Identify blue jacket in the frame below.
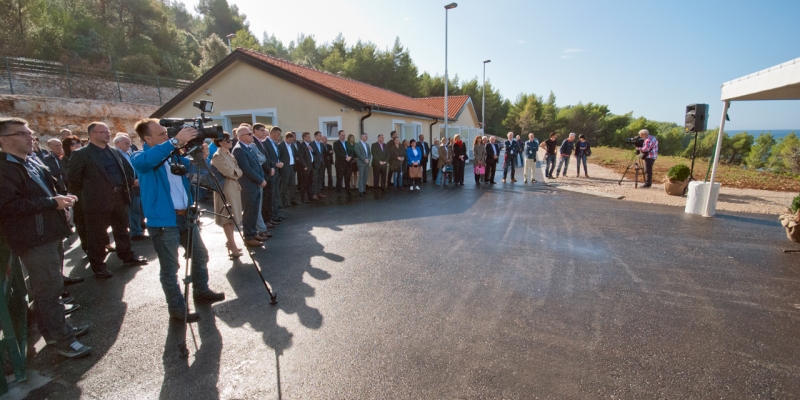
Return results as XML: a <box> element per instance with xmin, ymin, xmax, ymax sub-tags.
<box><xmin>406</xmin><ymin>147</ymin><xmax>422</xmax><ymax>165</ymax></box>
<box><xmin>525</xmin><ymin>139</ymin><xmax>539</xmax><ymax>159</ymax></box>
<box><xmin>130</xmin><ymin>141</ymin><xmax>192</xmax><ymax>228</ymax></box>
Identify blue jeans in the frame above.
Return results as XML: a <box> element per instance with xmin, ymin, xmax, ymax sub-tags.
<box><xmin>516</xmin><ymin>152</ymin><xmax>524</xmax><ymax>167</ymax></box>
<box><xmin>393</xmin><ymin>171</ymin><xmax>403</xmax><ymax>188</ymax></box>
<box><xmin>556</xmin><ymin>156</ymin><xmax>570</xmax><ymax>176</ymax></box>
<box><xmin>128</xmin><ymin>192</ymin><xmax>143</xmax><ymax>237</ymax></box>
<box><xmin>545</xmin><ymin>154</ymin><xmax>556</xmax><ymax>177</ymax></box>
<box><xmin>503</xmin><ymin>158</ymin><xmax>516</xmax><ymax>180</ymax></box>
<box><xmin>576</xmin><ymin>155</ymin><xmax>588</xmax><ymax>175</ymax></box>
<box><xmin>147</xmin><ymin>215</ymin><xmax>210</xmax><ymax>317</ymax></box>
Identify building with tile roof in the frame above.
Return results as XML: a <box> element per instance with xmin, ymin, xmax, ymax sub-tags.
<box><xmin>152</xmin><ymin>48</ymin><xmax>482</xmax><ymax>151</ymax></box>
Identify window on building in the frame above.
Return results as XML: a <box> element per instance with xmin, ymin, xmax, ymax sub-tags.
<box><xmin>319</xmin><ymin>116</ymin><xmax>342</xmax><ymax>138</ymax></box>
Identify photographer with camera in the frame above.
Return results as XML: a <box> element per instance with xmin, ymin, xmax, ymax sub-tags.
<box><xmin>131</xmin><ymin>119</ymin><xmax>225</xmax><ymax>322</ymax></box>
<box><xmin>634</xmin><ymin>129</ymin><xmax>658</xmax><ymax>188</ymax></box>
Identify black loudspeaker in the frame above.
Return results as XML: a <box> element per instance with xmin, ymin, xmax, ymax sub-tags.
<box><xmin>685</xmin><ymin>103</ymin><xmax>709</xmax><ymax>132</ymax></box>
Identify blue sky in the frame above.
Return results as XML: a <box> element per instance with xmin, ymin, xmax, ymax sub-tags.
<box><xmin>185</xmin><ymin>0</ymin><xmax>800</xmax><ymax>130</ymax></box>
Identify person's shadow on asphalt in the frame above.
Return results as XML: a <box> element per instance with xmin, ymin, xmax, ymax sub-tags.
<box><xmin>159</xmin><ymin>312</ymin><xmax>222</xmax><ymax>400</ymax></box>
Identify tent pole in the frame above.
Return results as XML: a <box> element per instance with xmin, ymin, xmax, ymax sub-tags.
<box><xmin>702</xmin><ymin>100</ymin><xmax>729</xmax><ymax>217</ymax></box>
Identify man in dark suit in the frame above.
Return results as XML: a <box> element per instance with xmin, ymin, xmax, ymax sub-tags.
<box><xmin>231</xmin><ymin>125</ymin><xmax>267</xmax><ymax>247</ymax></box>
<box><xmin>503</xmin><ymin>132</ymin><xmax>520</xmax><ymax>183</ymax></box>
<box><xmin>278</xmin><ymin>132</ymin><xmax>302</xmax><ymax>206</ymax></box>
<box><xmin>333</xmin><ymin>130</ymin><xmax>352</xmax><ymax>195</ymax></box>
<box><xmin>113</xmin><ymin>135</ymin><xmax>145</xmax><ymax>240</ymax></box>
<box><xmin>43</xmin><ymin>138</ymin><xmax>67</xmax><ymax>194</ymax></box>
<box><xmin>417</xmin><ymin>134</ymin><xmax>431</xmax><ymax>183</ymax></box>
<box><xmin>67</xmin><ymin>122</ymin><xmax>147</xmax><ymax>278</ymax></box>
<box><xmin>252</xmin><ymin>123</ymin><xmax>277</xmax><ymax>232</ymax></box>
<box><xmin>485</xmin><ymin>136</ymin><xmax>500</xmax><ymax>184</ymax></box>
<box><xmin>321</xmin><ymin>136</ymin><xmax>334</xmax><ymax>189</ymax></box>
<box><xmin>311</xmin><ymin>132</ymin><xmax>326</xmax><ymax>199</ymax></box>
<box><xmin>263</xmin><ymin>127</ymin><xmax>284</xmax><ymax>222</ymax></box>
<box><xmin>371</xmin><ymin>134</ymin><xmax>389</xmax><ymax>191</ymax></box>
<box><xmin>298</xmin><ymin>132</ymin><xmax>316</xmax><ymax>203</ymax></box>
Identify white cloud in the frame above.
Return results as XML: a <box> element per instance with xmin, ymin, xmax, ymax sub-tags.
<box><xmin>561</xmin><ymin>48</ymin><xmax>585</xmax><ymax>59</ymax></box>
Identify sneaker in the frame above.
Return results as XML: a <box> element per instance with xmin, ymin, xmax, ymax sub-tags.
<box><xmin>523</xmin><ymin>180</ymin><xmax>527</xmax><ymax>183</ymax></box>
<box><xmin>58</xmin><ymin>340</ymin><xmax>91</xmax><ymax>358</ymax></box>
<box><xmin>47</xmin><ymin>325</ymin><xmax>89</xmax><ymax>345</ymax></box>
<box><xmin>410</xmin><ymin>187</ymin><xmax>414</xmax><ymax>191</ymax></box>
<box><xmin>415</xmin><ymin>186</ymin><xmax>420</xmax><ymax>190</ymax></box>
<box><xmin>502</xmin><ymin>179</ymin><xmax>506</xmax><ymax>183</ymax></box>
<box><xmin>194</xmin><ymin>290</ymin><xmax>226</xmax><ymax>304</ymax></box>
<box><xmin>60</xmin><ymin>296</ymin><xmax>74</xmax><ymax>304</ymax></box>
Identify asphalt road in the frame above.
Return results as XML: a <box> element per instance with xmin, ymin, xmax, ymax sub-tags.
<box><xmin>14</xmin><ymin>174</ymin><xmax>800</xmax><ymax>399</ymax></box>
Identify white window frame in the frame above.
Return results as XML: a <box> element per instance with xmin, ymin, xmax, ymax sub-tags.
<box><xmin>220</xmin><ymin>108</ymin><xmax>278</xmax><ymax>132</ymax></box>
<box><xmin>319</xmin><ymin>116</ymin><xmax>343</xmax><ymax>138</ymax></box>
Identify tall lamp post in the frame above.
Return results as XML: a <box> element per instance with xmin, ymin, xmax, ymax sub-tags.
<box><xmin>482</xmin><ymin>59</ymin><xmax>491</xmax><ymax>134</ymax></box>
<box><xmin>443</xmin><ymin>3</ymin><xmax>457</xmax><ymax>139</ymax></box>
<box><xmin>226</xmin><ymin>33</ymin><xmax>236</xmax><ymax>54</ymax></box>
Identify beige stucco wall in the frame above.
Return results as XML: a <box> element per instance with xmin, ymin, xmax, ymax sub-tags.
<box><xmin>161</xmin><ymin>61</ymin><xmax>365</xmax><ymax>137</ymax></box>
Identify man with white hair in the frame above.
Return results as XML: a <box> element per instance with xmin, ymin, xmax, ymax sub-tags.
<box><xmin>555</xmin><ymin>132</ymin><xmax>576</xmax><ymax>178</ymax></box>
<box><xmin>114</xmin><ymin>134</ymin><xmax>145</xmax><ymax>240</ymax></box>
<box><xmin>635</xmin><ymin>129</ymin><xmax>659</xmax><ymax>188</ymax></box>
<box><xmin>60</xmin><ymin>129</ymin><xmax>72</xmax><ymax>141</ymax></box>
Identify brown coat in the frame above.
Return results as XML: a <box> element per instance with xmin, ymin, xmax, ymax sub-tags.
<box><xmin>210</xmin><ymin>149</ymin><xmax>243</xmax><ymax>226</ymax></box>
<box><xmin>437</xmin><ymin>144</ymin><xmax>453</xmax><ymax>169</ymax></box>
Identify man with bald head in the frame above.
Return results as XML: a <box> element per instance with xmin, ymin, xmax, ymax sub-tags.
<box><xmin>68</xmin><ymin>122</ymin><xmax>147</xmax><ymax>278</ymax></box>
<box><xmin>114</xmin><ymin>134</ymin><xmax>145</xmax><ymax>240</ymax></box>
<box><xmin>43</xmin><ymin>138</ymin><xmax>67</xmax><ymax>194</ymax></box>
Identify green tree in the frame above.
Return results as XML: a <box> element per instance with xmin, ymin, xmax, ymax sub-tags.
<box><xmin>724</xmin><ymin>131</ymin><xmax>754</xmax><ymax>164</ymax></box>
<box><xmin>768</xmin><ymin>132</ymin><xmax>800</xmax><ymax>174</ymax></box>
<box><xmin>199</xmin><ymin>33</ymin><xmax>228</xmax><ymax>73</ymax></box>
<box><xmin>196</xmin><ymin>0</ymin><xmax>247</xmax><ymax>40</ymax></box>
<box><xmin>230</xmin><ymin>28</ymin><xmax>260</xmax><ymax>51</ymax></box>
<box><xmin>745</xmin><ymin>133</ymin><xmax>776</xmax><ymax>169</ymax></box>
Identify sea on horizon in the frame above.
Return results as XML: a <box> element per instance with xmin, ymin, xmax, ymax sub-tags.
<box><xmin>726</xmin><ymin>129</ymin><xmax>797</xmax><ymax>140</ymax></box>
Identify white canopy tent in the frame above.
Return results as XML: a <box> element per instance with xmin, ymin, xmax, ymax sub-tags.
<box><xmin>703</xmin><ymin>57</ymin><xmax>800</xmax><ymax>216</ymax></box>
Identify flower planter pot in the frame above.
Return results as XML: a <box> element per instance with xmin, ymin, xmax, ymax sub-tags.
<box><xmin>664</xmin><ymin>179</ymin><xmax>688</xmax><ymax>196</ymax></box>
<box><xmin>779</xmin><ymin>210</ymin><xmax>800</xmax><ymax>243</ymax></box>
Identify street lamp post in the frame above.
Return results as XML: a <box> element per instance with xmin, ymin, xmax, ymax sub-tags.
<box><xmin>226</xmin><ymin>33</ymin><xmax>236</xmax><ymax>54</ymax></box>
<box><xmin>444</xmin><ymin>3</ymin><xmax>457</xmax><ymax>140</ymax></box>
<box><xmin>482</xmin><ymin>59</ymin><xmax>491</xmax><ymax>134</ymax></box>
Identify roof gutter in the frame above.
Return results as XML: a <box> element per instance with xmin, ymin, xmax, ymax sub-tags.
<box><xmin>360</xmin><ymin>106</ymin><xmax>373</xmax><ymax>136</ymax></box>
<box><xmin>429</xmin><ymin>118</ymin><xmax>438</xmax><ymax>144</ymax></box>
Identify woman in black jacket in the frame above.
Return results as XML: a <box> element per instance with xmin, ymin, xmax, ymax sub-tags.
<box><xmin>451</xmin><ymin>134</ymin><xmax>468</xmax><ymax>185</ymax></box>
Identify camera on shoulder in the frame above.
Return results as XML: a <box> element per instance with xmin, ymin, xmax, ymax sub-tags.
<box><xmin>159</xmin><ymin>100</ymin><xmax>223</xmax><ymax>149</ymax></box>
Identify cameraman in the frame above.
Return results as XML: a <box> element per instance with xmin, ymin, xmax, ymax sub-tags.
<box><xmin>131</xmin><ymin>119</ymin><xmax>225</xmax><ymax>322</ymax></box>
<box><xmin>635</xmin><ymin>129</ymin><xmax>659</xmax><ymax>188</ymax></box>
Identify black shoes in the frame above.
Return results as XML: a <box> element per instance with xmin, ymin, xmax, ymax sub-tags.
<box><xmin>122</xmin><ymin>256</ymin><xmax>148</xmax><ymax>267</ymax></box>
<box><xmin>95</xmin><ymin>270</ymin><xmax>113</xmax><ymax>279</ymax></box>
<box><xmin>170</xmin><ymin>312</ymin><xmax>200</xmax><ymax>323</ymax></box>
<box><xmin>63</xmin><ymin>275</ymin><xmax>84</xmax><ymax>284</ymax></box>
<box><xmin>194</xmin><ymin>290</ymin><xmax>225</xmax><ymax>304</ymax></box>
<box><xmin>130</xmin><ymin>235</ymin><xmax>148</xmax><ymax>241</ymax></box>
<box><xmin>58</xmin><ymin>340</ymin><xmax>91</xmax><ymax>358</ymax></box>
<box><xmin>641</xmin><ymin>183</ymin><xmax>652</xmax><ymax>188</ymax></box>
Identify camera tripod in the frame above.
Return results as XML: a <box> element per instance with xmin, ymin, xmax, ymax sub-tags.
<box><xmin>617</xmin><ymin>150</ymin><xmax>645</xmax><ymax>188</ymax></box>
<box><xmin>168</xmin><ymin>145</ymin><xmax>277</xmax><ymax>357</ymax></box>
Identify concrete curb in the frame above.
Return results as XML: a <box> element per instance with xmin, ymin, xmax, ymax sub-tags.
<box><xmin>546</xmin><ymin>183</ymin><xmax>625</xmax><ymax>200</ymax></box>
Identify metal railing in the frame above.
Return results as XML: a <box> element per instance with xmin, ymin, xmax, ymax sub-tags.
<box><xmin>1</xmin><ymin>56</ymin><xmax>192</xmax><ymax>105</ymax></box>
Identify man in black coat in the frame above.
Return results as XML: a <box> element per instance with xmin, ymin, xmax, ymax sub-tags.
<box><xmin>417</xmin><ymin>134</ymin><xmax>431</xmax><ymax>183</ymax></box>
<box><xmin>278</xmin><ymin>132</ymin><xmax>303</xmax><ymax>206</ymax></box>
<box><xmin>311</xmin><ymin>131</ymin><xmax>326</xmax><ymax>199</ymax></box>
<box><xmin>263</xmin><ymin>127</ymin><xmax>284</xmax><ymax>222</ymax></box>
<box><xmin>333</xmin><ymin>130</ymin><xmax>352</xmax><ymax>195</ymax></box>
<box><xmin>67</xmin><ymin>122</ymin><xmax>147</xmax><ymax>278</ymax></box>
<box><xmin>252</xmin><ymin>123</ymin><xmax>277</xmax><ymax>231</ymax></box>
<box><xmin>43</xmin><ymin>138</ymin><xmax>68</xmax><ymax>194</ymax></box>
<box><xmin>0</xmin><ymin>118</ymin><xmax>91</xmax><ymax>358</ymax></box>
<box><xmin>503</xmin><ymin>132</ymin><xmax>520</xmax><ymax>183</ymax></box>
<box><xmin>484</xmin><ymin>136</ymin><xmax>500</xmax><ymax>184</ymax></box>
<box><xmin>321</xmin><ymin>136</ymin><xmax>334</xmax><ymax>189</ymax></box>
<box><xmin>298</xmin><ymin>132</ymin><xmax>318</xmax><ymax>202</ymax></box>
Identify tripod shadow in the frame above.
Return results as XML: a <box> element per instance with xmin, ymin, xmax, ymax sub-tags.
<box><xmin>159</xmin><ymin>311</ymin><xmax>222</xmax><ymax>400</ymax></box>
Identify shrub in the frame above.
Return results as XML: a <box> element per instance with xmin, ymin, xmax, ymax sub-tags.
<box><xmin>666</xmin><ymin>164</ymin><xmax>691</xmax><ymax>182</ymax></box>
<box><xmin>792</xmin><ymin>194</ymin><xmax>800</xmax><ymax>214</ymax></box>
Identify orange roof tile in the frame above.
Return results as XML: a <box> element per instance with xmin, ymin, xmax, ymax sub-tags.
<box><xmin>239</xmin><ymin>48</ymin><xmax>446</xmax><ymax>119</ymax></box>
<box><xmin>414</xmin><ymin>95</ymin><xmax>471</xmax><ymax>120</ymax></box>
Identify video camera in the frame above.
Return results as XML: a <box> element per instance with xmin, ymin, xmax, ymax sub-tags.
<box><xmin>625</xmin><ymin>136</ymin><xmax>644</xmax><ymax>147</ymax></box>
<box><xmin>159</xmin><ymin>100</ymin><xmax>223</xmax><ymax>149</ymax></box>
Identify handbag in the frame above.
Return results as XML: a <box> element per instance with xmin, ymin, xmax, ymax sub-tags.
<box><xmin>409</xmin><ymin>165</ymin><xmax>422</xmax><ymax>178</ymax></box>
<box><xmin>443</xmin><ymin>165</ymin><xmax>453</xmax><ymax>173</ymax></box>
<box><xmin>474</xmin><ymin>165</ymin><xmax>485</xmax><ymax>175</ymax></box>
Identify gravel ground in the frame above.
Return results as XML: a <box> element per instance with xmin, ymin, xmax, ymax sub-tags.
<box><xmin>535</xmin><ymin>151</ymin><xmax>796</xmax><ymax>215</ymax></box>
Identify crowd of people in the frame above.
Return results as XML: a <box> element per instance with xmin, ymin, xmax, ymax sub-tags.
<box><xmin>0</xmin><ymin>114</ymin><xmax>660</xmax><ymax>360</ymax></box>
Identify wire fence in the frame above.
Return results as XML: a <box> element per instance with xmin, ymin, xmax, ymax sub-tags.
<box><xmin>0</xmin><ymin>56</ymin><xmax>192</xmax><ymax>106</ymax></box>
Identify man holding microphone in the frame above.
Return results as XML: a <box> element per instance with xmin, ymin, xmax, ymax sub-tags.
<box><xmin>131</xmin><ymin>119</ymin><xmax>225</xmax><ymax>322</ymax></box>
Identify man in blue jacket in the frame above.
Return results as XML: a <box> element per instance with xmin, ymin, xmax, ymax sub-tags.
<box><xmin>131</xmin><ymin>119</ymin><xmax>225</xmax><ymax>322</ymax></box>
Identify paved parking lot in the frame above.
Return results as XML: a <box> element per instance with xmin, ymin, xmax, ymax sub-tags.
<box><xmin>14</xmin><ymin>177</ymin><xmax>800</xmax><ymax>399</ymax></box>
